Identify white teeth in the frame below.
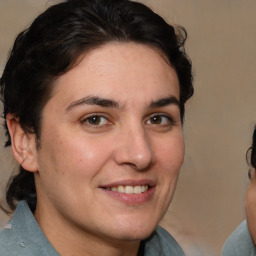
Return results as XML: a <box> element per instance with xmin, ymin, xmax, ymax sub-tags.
<box><xmin>141</xmin><ymin>185</ymin><xmax>148</xmax><ymax>193</ymax></box>
<box><xmin>125</xmin><ymin>186</ymin><xmax>133</xmax><ymax>194</ymax></box>
<box><xmin>108</xmin><ymin>185</ymin><xmax>149</xmax><ymax>194</ymax></box>
<box><xmin>117</xmin><ymin>185</ymin><xmax>125</xmax><ymax>193</ymax></box>
<box><xmin>134</xmin><ymin>186</ymin><xmax>142</xmax><ymax>194</ymax></box>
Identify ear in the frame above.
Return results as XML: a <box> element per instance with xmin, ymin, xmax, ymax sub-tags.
<box><xmin>6</xmin><ymin>114</ymin><xmax>38</xmax><ymax>172</ymax></box>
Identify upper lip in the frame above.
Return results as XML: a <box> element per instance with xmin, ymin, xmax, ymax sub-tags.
<box><xmin>100</xmin><ymin>179</ymin><xmax>156</xmax><ymax>188</ymax></box>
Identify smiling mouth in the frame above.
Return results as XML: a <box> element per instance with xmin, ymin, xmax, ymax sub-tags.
<box><xmin>103</xmin><ymin>185</ymin><xmax>149</xmax><ymax>194</ymax></box>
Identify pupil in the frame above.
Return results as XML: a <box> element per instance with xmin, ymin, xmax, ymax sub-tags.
<box><xmin>90</xmin><ymin>116</ymin><xmax>100</xmax><ymax>125</ymax></box>
<box><xmin>151</xmin><ymin>116</ymin><xmax>161</xmax><ymax>124</ymax></box>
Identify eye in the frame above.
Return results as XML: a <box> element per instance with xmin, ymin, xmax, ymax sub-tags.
<box><xmin>81</xmin><ymin>115</ymin><xmax>109</xmax><ymax>126</ymax></box>
<box><xmin>146</xmin><ymin>114</ymin><xmax>174</xmax><ymax>126</ymax></box>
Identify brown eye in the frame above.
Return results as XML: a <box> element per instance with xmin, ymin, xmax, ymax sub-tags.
<box><xmin>146</xmin><ymin>114</ymin><xmax>172</xmax><ymax>125</ymax></box>
<box><xmin>82</xmin><ymin>115</ymin><xmax>109</xmax><ymax>126</ymax></box>
<box><xmin>88</xmin><ymin>116</ymin><xmax>101</xmax><ymax>125</ymax></box>
<box><xmin>150</xmin><ymin>116</ymin><xmax>162</xmax><ymax>124</ymax></box>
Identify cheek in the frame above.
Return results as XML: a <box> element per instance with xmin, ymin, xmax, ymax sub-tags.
<box><xmin>36</xmin><ymin>134</ymin><xmax>112</xmax><ymax>206</ymax></box>
<box><xmin>156</xmin><ymin>134</ymin><xmax>185</xmax><ymax>174</ymax></box>
<box><xmin>39</xmin><ymin>130</ymin><xmax>112</xmax><ymax>180</ymax></box>
<box><xmin>68</xmin><ymin>136</ymin><xmax>114</xmax><ymax>170</ymax></box>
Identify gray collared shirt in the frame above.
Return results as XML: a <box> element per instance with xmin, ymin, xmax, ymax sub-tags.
<box><xmin>0</xmin><ymin>201</ymin><xmax>184</xmax><ymax>256</ymax></box>
<box><xmin>222</xmin><ymin>220</ymin><xmax>256</xmax><ymax>256</ymax></box>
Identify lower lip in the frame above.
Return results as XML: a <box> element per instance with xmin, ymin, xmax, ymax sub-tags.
<box><xmin>101</xmin><ymin>187</ymin><xmax>155</xmax><ymax>205</ymax></box>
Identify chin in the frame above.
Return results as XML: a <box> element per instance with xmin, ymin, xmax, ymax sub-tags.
<box><xmin>110</xmin><ymin>221</ymin><xmax>157</xmax><ymax>241</ymax></box>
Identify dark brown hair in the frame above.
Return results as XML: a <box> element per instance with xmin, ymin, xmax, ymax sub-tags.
<box><xmin>247</xmin><ymin>127</ymin><xmax>256</xmax><ymax>175</ymax></box>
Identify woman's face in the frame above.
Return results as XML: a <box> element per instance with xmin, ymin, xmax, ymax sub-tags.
<box><xmin>33</xmin><ymin>42</ymin><xmax>184</xmax><ymax>243</ymax></box>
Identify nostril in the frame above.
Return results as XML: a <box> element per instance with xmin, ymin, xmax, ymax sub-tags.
<box><xmin>123</xmin><ymin>162</ymin><xmax>138</xmax><ymax>169</ymax></box>
<box><xmin>123</xmin><ymin>161</ymin><xmax>154</xmax><ymax>172</ymax></box>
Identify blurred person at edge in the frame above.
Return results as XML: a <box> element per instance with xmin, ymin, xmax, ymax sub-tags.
<box><xmin>0</xmin><ymin>0</ymin><xmax>194</xmax><ymax>255</ymax></box>
<box><xmin>223</xmin><ymin>127</ymin><xmax>256</xmax><ymax>255</ymax></box>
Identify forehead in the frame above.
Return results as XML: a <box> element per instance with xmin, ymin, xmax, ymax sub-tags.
<box><xmin>49</xmin><ymin>42</ymin><xmax>180</xmax><ymax>108</ymax></box>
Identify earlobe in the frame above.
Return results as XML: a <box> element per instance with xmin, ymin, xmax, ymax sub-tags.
<box><xmin>6</xmin><ymin>114</ymin><xmax>38</xmax><ymax>172</ymax></box>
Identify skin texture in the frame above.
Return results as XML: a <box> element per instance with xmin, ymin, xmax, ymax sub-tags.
<box><xmin>245</xmin><ymin>169</ymin><xmax>256</xmax><ymax>244</ymax></box>
<box><xmin>7</xmin><ymin>42</ymin><xmax>184</xmax><ymax>256</ymax></box>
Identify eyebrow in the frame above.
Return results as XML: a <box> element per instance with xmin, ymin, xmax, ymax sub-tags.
<box><xmin>65</xmin><ymin>95</ymin><xmax>180</xmax><ymax>112</ymax></box>
<box><xmin>149</xmin><ymin>96</ymin><xmax>180</xmax><ymax>108</ymax></box>
<box><xmin>66</xmin><ymin>96</ymin><xmax>120</xmax><ymax>112</ymax></box>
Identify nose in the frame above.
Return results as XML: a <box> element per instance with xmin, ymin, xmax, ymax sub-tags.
<box><xmin>113</xmin><ymin>124</ymin><xmax>155</xmax><ymax>170</ymax></box>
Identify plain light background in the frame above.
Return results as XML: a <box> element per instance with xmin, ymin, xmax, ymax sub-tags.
<box><xmin>0</xmin><ymin>1</ymin><xmax>256</xmax><ymax>255</ymax></box>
